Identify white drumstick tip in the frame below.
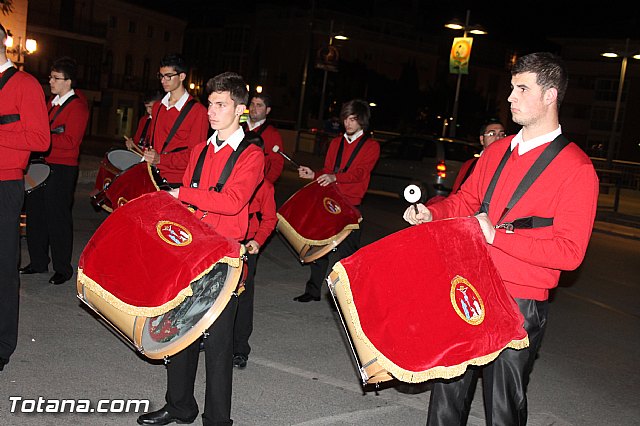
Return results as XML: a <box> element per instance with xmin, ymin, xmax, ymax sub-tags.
<box><xmin>272</xmin><ymin>145</ymin><xmax>280</xmax><ymax>153</ymax></box>
<box><xmin>404</xmin><ymin>185</ymin><xmax>422</xmax><ymax>203</ymax></box>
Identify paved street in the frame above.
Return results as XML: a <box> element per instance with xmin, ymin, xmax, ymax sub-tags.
<box><xmin>1</xmin><ymin>149</ymin><xmax>639</xmax><ymax>425</ymax></box>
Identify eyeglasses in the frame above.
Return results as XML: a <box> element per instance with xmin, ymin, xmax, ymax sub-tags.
<box><xmin>48</xmin><ymin>75</ymin><xmax>68</xmax><ymax>81</ymax></box>
<box><xmin>483</xmin><ymin>130</ymin><xmax>507</xmax><ymax>138</ymax></box>
<box><xmin>157</xmin><ymin>72</ymin><xmax>180</xmax><ymax>81</ymax></box>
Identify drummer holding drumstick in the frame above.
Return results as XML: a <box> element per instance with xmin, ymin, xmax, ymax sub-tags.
<box><xmin>295</xmin><ymin>99</ymin><xmax>380</xmax><ymax>303</ymax></box>
<box><xmin>138</xmin><ymin>72</ymin><xmax>264</xmax><ymax>426</ymax></box>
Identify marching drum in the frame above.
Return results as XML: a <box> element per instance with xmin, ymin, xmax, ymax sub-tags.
<box><xmin>77</xmin><ymin>191</ymin><xmax>244</xmax><ymax>360</ymax></box>
<box><xmin>94</xmin><ymin>148</ymin><xmax>141</xmax><ymax>193</ymax></box>
<box><xmin>91</xmin><ymin>162</ymin><xmax>170</xmax><ymax>212</ymax></box>
<box><xmin>24</xmin><ymin>160</ymin><xmax>51</xmax><ymax>193</ymax></box>
<box><xmin>328</xmin><ymin>217</ymin><xmax>529</xmax><ymax>386</ymax></box>
<box><xmin>276</xmin><ymin>181</ymin><xmax>361</xmax><ymax>263</ymax></box>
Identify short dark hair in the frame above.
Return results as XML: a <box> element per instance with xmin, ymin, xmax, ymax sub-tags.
<box><xmin>143</xmin><ymin>90</ymin><xmax>163</xmax><ymax>104</ymax></box>
<box><xmin>511</xmin><ymin>52</ymin><xmax>568</xmax><ymax>108</ymax></box>
<box><xmin>51</xmin><ymin>56</ymin><xmax>78</xmax><ymax>85</ymax></box>
<box><xmin>0</xmin><ymin>23</ymin><xmax>6</xmax><ymax>40</ymax></box>
<box><xmin>160</xmin><ymin>53</ymin><xmax>188</xmax><ymax>75</ymax></box>
<box><xmin>251</xmin><ymin>93</ymin><xmax>272</xmax><ymax>108</ymax></box>
<box><xmin>479</xmin><ymin>118</ymin><xmax>504</xmax><ymax>135</ymax></box>
<box><xmin>206</xmin><ymin>72</ymin><xmax>249</xmax><ymax>106</ymax></box>
<box><xmin>340</xmin><ymin>99</ymin><xmax>371</xmax><ymax>130</ymax></box>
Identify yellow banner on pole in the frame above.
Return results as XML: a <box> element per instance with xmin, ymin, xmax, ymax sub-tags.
<box><xmin>449</xmin><ymin>37</ymin><xmax>473</xmax><ymax>75</ymax></box>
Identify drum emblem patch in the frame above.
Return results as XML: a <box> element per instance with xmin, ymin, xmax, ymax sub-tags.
<box><xmin>450</xmin><ymin>275</ymin><xmax>485</xmax><ymax>325</ymax></box>
<box><xmin>156</xmin><ymin>220</ymin><xmax>193</xmax><ymax>247</ymax></box>
<box><xmin>323</xmin><ymin>197</ymin><xmax>342</xmax><ymax>215</ymax></box>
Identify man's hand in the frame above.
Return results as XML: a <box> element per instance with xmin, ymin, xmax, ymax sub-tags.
<box><xmin>168</xmin><ymin>188</ymin><xmax>179</xmax><ymax>199</ymax></box>
<box><xmin>298</xmin><ymin>165</ymin><xmax>314</xmax><ymax>180</ymax></box>
<box><xmin>143</xmin><ymin>148</ymin><xmax>160</xmax><ymax>165</ymax></box>
<box><xmin>475</xmin><ymin>212</ymin><xmax>496</xmax><ymax>244</ymax></box>
<box><xmin>316</xmin><ymin>173</ymin><xmax>336</xmax><ymax>187</ymax></box>
<box><xmin>402</xmin><ymin>203</ymin><xmax>432</xmax><ymax>225</ymax></box>
<box><xmin>246</xmin><ymin>240</ymin><xmax>260</xmax><ymax>255</ymax></box>
<box><xmin>124</xmin><ymin>135</ymin><xmax>135</xmax><ymax>150</ymax></box>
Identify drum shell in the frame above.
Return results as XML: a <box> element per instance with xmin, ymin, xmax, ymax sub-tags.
<box><xmin>328</xmin><ymin>270</ymin><xmax>395</xmax><ymax>386</ymax></box>
<box><xmin>24</xmin><ymin>160</ymin><xmax>51</xmax><ymax>193</ymax></box>
<box><xmin>77</xmin><ymin>262</ymin><xmax>242</xmax><ymax>360</ymax></box>
<box><xmin>276</xmin><ymin>219</ymin><xmax>352</xmax><ymax>263</ymax></box>
<box><xmin>94</xmin><ymin>149</ymin><xmax>140</xmax><ymax>193</ymax></box>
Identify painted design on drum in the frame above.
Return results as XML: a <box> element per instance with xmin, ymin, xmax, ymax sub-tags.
<box><xmin>156</xmin><ymin>220</ymin><xmax>193</xmax><ymax>247</ymax></box>
<box><xmin>323</xmin><ymin>197</ymin><xmax>342</xmax><ymax>215</ymax></box>
<box><xmin>117</xmin><ymin>197</ymin><xmax>128</xmax><ymax>208</ymax></box>
<box><xmin>450</xmin><ymin>275</ymin><xmax>485</xmax><ymax>325</ymax></box>
<box><xmin>146</xmin><ymin>265</ymin><xmax>226</xmax><ymax>343</ymax></box>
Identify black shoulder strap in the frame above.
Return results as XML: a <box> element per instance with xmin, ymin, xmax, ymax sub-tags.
<box><xmin>189</xmin><ymin>144</ymin><xmax>209</xmax><ymax>188</ymax></box>
<box><xmin>161</xmin><ymin>98</ymin><xmax>197</xmax><ymax>153</ymax></box>
<box><xmin>48</xmin><ymin>94</ymin><xmax>79</xmax><ymax>125</ymax></box>
<box><xmin>458</xmin><ymin>157</ymin><xmax>479</xmax><ymax>189</ymax></box>
<box><xmin>214</xmin><ymin>136</ymin><xmax>255</xmax><ymax>192</ymax></box>
<box><xmin>0</xmin><ymin>66</ymin><xmax>18</xmax><ymax>90</ymax></box>
<box><xmin>139</xmin><ymin>116</ymin><xmax>152</xmax><ymax>146</ymax></box>
<box><xmin>479</xmin><ymin>134</ymin><xmax>571</xmax><ymax>224</ymax></box>
<box><xmin>255</xmin><ymin>121</ymin><xmax>271</xmax><ymax>136</ymax></box>
<box><xmin>333</xmin><ymin>133</ymin><xmax>369</xmax><ymax>173</ymax></box>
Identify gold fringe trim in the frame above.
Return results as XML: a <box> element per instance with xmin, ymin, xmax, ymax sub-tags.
<box><xmin>276</xmin><ymin>213</ymin><xmax>361</xmax><ymax>246</ymax></box>
<box><xmin>333</xmin><ymin>262</ymin><xmax>530</xmax><ymax>384</ymax></box>
<box><xmin>146</xmin><ymin>163</ymin><xmax>161</xmax><ymax>191</ymax></box>
<box><xmin>77</xmin><ymin>254</ymin><xmax>241</xmax><ymax>317</ymax></box>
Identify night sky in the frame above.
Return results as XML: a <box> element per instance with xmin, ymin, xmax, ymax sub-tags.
<box><xmin>127</xmin><ymin>0</ymin><xmax>640</xmax><ymax>51</ymax></box>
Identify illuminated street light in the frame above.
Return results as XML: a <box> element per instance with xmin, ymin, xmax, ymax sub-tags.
<box><xmin>445</xmin><ymin>10</ymin><xmax>486</xmax><ymax>137</ymax></box>
<box><xmin>4</xmin><ymin>30</ymin><xmax>37</xmax><ymax>69</ymax></box>
<box><xmin>318</xmin><ymin>19</ymin><xmax>347</xmax><ymax>124</ymax></box>
<box><xmin>601</xmin><ymin>38</ymin><xmax>640</xmax><ymax>167</ymax></box>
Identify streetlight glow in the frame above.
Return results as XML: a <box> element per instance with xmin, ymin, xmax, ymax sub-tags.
<box><xmin>25</xmin><ymin>39</ymin><xmax>37</xmax><ymax>54</ymax></box>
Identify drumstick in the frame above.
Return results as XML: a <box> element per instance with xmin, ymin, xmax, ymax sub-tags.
<box><xmin>272</xmin><ymin>145</ymin><xmax>301</xmax><ymax>169</ymax></box>
<box><xmin>127</xmin><ymin>143</ymin><xmax>144</xmax><ymax>157</ymax></box>
<box><xmin>403</xmin><ymin>185</ymin><xmax>422</xmax><ymax>215</ymax></box>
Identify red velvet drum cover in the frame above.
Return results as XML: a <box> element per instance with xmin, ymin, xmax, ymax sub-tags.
<box><xmin>101</xmin><ymin>162</ymin><xmax>164</xmax><ymax>212</ymax></box>
<box><xmin>332</xmin><ymin>217</ymin><xmax>529</xmax><ymax>383</ymax></box>
<box><xmin>276</xmin><ymin>181</ymin><xmax>362</xmax><ymax>245</ymax></box>
<box><xmin>77</xmin><ymin>191</ymin><xmax>242</xmax><ymax>317</ymax></box>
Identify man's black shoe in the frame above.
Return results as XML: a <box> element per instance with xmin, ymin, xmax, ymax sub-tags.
<box><xmin>293</xmin><ymin>292</ymin><xmax>320</xmax><ymax>302</ymax></box>
<box><xmin>233</xmin><ymin>354</ymin><xmax>248</xmax><ymax>369</ymax></box>
<box><xmin>19</xmin><ymin>265</ymin><xmax>47</xmax><ymax>274</ymax></box>
<box><xmin>0</xmin><ymin>357</ymin><xmax>7</xmax><ymax>371</ymax></box>
<box><xmin>49</xmin><ymin>273</ymin><xmax>71</xmax><ymax>285</ymax></box>
<box><xmin>137</xmin><ymin>408</ymin><xmax>197</xmax><ymax>425</ymax></box>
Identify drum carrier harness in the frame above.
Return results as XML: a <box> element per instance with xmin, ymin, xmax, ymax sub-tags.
<box><xmin>478</xmin><ymin>134</ymin><xmax>570</xmax><ymax>233</ymax></box>
<box><xmin>188</xmin><ymin>131</ymin><xmax>260</xmax><ymax>217</ymax></box>
<box><xmin>333</xmin><ymin>133</ymin><xmax>370</xmax><ymax>174</ymax></box>
<box><xmin>48</xmin><ymin>92</ymin><xmax>79</xmax><ymax>135</ymax></box>
<box><xmin>0</xmin><ymin>67</ymin><xmax>20</xmax><ymax>125</ymax></box>
<box><xmin>150</xmin><ymin>98</ymin><xmax>198</xmax><ymax>154</ymax></box>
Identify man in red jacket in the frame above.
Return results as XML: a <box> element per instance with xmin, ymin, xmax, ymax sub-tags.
<box><xmin>21</xmin><ymin>56</ymin><xmax>89</xmax><ymax>285</ymax></box>
<box><xmin>138</xmin><ymin>72</ymin><xmax>263</xmax><ymax>426</ymax></box>
<box><xmin>404</xmin><ymin>52</ymin><xmax>599</xmax><ymax>425</ymax></box>
<box><xmin>142</xmin><ymin>53</ymin><xmax>208</xmax><ymax>187</ymax></box>
<box><xmin>125</xmin><ymin>90</ymin><xmax>163</xmax><ymax>150</ymax></box>
<box><xmin>243</xmin><ymin>93</ymin><xmax>285</xmax><ymax>183</ymax></box>
<box><xmin>0</xmin><ymin>23</ymin><xmax>49</xmax><ymax>372</ymax></box>
<box><xmin>295</xmin><ymin>99</ymin><xmax>380</xmax><ymax>302</ymax></box>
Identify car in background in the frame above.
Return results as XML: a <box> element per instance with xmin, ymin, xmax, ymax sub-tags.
<box><xmin>368</xmin><ymin>135</ymin><xmax>482</xmax><ymax>202</ymax></box>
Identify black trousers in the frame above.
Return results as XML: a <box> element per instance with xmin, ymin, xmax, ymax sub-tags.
<box><xmin>164</xmin><ymin>295</ymin><xmax>237</xmax><ymax>426</ymax></box>
<box><xmin>305</xmin><ymin>228</ymin><xmax>361</xmax><ymax>298</ymax></box>
<box><xmin>24</xmin><ymin>164</ymin><xmax>78</xmax><ymax>278</ymax></box>
<box><xmin>233</xmin><ymin>252</ymin><xmax>257</xmax><ymax>357</ymax></box>
<box><xmin>0</xmin><ymin>180</ymin><xmax>24</xmax><ymax>362</ymax></box>
<box><xmin>426</xmin><ymin>298</ymin><xmax>548</xmax><ymax>426</ymax></box>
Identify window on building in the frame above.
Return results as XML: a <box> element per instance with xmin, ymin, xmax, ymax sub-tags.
<box><xmin>143</xmin><ymin>57</ymin><xmax>151</xmax><ymax>89</ymax></box>
<box><xmin>164</xmin><ymin>31</ymin><xmax>170</xmax><ymax>42</ymax></box>
<box><xmin>109</xmin><ymin>16</ymin><xmax>117</xmax><ymax>29</ymax></box>
<box><xmin>125</xmin><ymin>54</ymin><xmax>133</xmax><ymax>76</ymax></box>
<box><xmin>129</xmin><ymin>21</ymin><xmax>137</xmax><ymax>34</ymax></box>
<box><xmin>147</xmin><ymin>26</ymin><xmax>154</xmax><ymax>38</ymax></box>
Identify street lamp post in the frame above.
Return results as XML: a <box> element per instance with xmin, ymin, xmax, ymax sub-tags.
<box><xmin>601</xmin><ymin>38</ymin><xmax>640</xmax><ymax>167</ymax></box>
<box><xmin>445</xmin><ymin>10</ymin><xmax>486</xmax><ymax>138</ymax></box>
<box><xmin>4</xmin><ymin>31</ymin><xmax>37</xmax><ymax>70</ymax></box>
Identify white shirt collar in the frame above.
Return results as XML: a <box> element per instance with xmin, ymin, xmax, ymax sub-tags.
<box><xmin>161</xmin><ymin>91</ymin><xmax>189</xmax><ymax>111</ymax></box>
<box><xmin>511</xmin><ymin>125</ymin><xmax>562</xmax><ymax>155</ymax></box>
<box><xmin>247</xmin><ymin>118</ymin><xmax>265</xmax><ymax>131</ymax></box>
<box><xmin>51</xmin><ymin>89</ymin><xmax>76</xmax><ymax>106</ymax></box>
<box><xmin>344</xmin><ymin>129</ymin><xmax>364</xmax><ymax>143</ymax></box>
<box><xmin>207</xmin><ymin>127</ymin><xmax>245</xmax><ymax>153</ymax></box>
<box><xmin>0</xmin><ymin>59</ymin><xmax>15</xmax><ymax>73</ymax></box>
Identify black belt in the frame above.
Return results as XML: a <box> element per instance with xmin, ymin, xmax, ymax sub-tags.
<box><xmin>495</xmin><ymin>216</ymin><xmax>553</xmax><ymax>233</ymax></box>
<box><xmin>0</xmin><ymin>114</ymin><xmax>20</xmax><ymax>125</ymax></box>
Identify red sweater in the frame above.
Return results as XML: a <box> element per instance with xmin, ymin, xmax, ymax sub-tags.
<box><xmin>149</xmin><ymin>96</ymin><xmax>208</xmax><ymax>184</ymax></box>
<box><xmin>46</xmin><ymin>89</ymin><xmax>89</xmax><ymax>166</ymax></box>
<box><xmin>252</xmin><ymin>122</ymin><xmax>285</xmax><ymax>184</ymax></box>
<box><xmin>133</xmin><ymin>114</ymin><xmax>152</xmax><ymax>147</ymax></box>
<box><xmin>428</xmin><ymin>136</ymin><xmax>599</xmax><ymax>301</ymax></box>
<box><xmin>450</xmin><ymin>157</ymin><xmax>478</xmax><ymax>194</ymax></box>
<box><xmin>179</xmin><ymin>141</ymin><xmax>264</xmax><ymax>242</ymax></box>
<box><xmin>245</xmin><ymin>180</ymin><xmax>277</xmax><ymax>246</ymax></box>
<box><xmin>0</xmin><ymin>67</ymin><xmax>50</xmax><ymax>180</ymax></box>
<box><xmin>319</xmin><ymin>134</ymin><xmax>380</xmax><ymax>206</ymax></box>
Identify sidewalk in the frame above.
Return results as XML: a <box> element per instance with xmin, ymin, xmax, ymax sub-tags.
<box><xmin>77</xmin><ymin>146</ymin><xmax>640</xmax><ymax>240</ymax></box>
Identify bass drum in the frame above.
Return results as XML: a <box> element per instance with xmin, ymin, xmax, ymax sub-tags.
<box><xmin>24</xmin><ymin>160</ymin><xmax>51</xmax><ymax>193</ymax></box>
